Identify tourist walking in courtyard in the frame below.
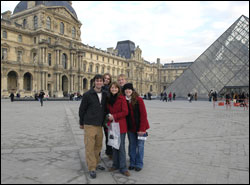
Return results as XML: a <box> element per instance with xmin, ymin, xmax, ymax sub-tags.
<box><xmin>39</xmin><ymin>90</ymin><xmax>45</xmax><ymax>106</ymax></box>
<box><xmin>225</xmin><ymin>93</ymin><xmax>231</xmax><ymax>110</ymax></box>
<box><xmin>107</xmin><ymin>82</ymin><xmax>130</xmax><ymax>177</ymax></box>
<box><xmin>168</xmin><ymin>92</ymin><xmax>172</xmax><ymax>102</ymax></box>
<box><xmin>9</xmin><ymin>92</ymin><xmax>14</xmax><ymax>102</ymax></box>
<box><xmin>123</xmin><ymin>83</ymin><xmax>150</xmax><ymax>172</ymax></box>
<box><xmin>173</xmin><ymin>92</ymin><xmax>176</xmax><ymax>100</ymax></box>
<box><xmin>212</xmin><ymin>91</ymin><xmax>217</xmax><ymax>108</ymax></box>
<box><xmin>79</xmin><ymin>74</ymin><xmax>107</xmax><ymax>179</ymax></box>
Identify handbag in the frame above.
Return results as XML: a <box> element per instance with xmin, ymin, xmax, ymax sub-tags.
<box><xmin>107</xmin><ymin>120</ymin><xmax>121</xmax><ymax>150</ymax></box>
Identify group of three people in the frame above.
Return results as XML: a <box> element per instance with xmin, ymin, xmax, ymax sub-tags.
<box><xmin>79</xmin><ymin>73</ymin><xmax>150</xmax><ymax>179</ymax></box>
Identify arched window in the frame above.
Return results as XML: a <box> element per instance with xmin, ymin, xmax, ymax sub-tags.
<box><xmin>60</xmin><ymin>22</ymin><xmax>64</xmax><ymax>34</ymax></box>
<box><xmin>62</xmin><ymin>53</ymin><xmax>67</xmax><ymax>69</ymax></box>
<box><xmin>18</xmin><ymin>35</ymin><xmax>22</xmax><ymax>42</ymax></box>
<box><xmin>23</xmin><ymin>19</ymin><xmax>27</xmax><ymax>28</ymax></box>
<box><xmin>34</xmin><ymin>16</ymin><xmax>38</xmax><ymax>29</ymax></box>
<box><xmin>24</xmin><ymin>72</ymin><xmax>32</xmax><ymax>91</ymax></box>
<box><xmin>72</xmin><ymin>27</ymin><xmax>76</xmax><ymax>38</ymax></box>
<box><xmin>46</xmin><ymin>17</ymin><xmax>51</xmax><ymax>30</ymax></box>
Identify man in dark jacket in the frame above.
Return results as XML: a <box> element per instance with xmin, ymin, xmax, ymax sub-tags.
<box><xmin>79</xmin><ymin>74</ymin><xmax>107</xmax><ymax>179</ymax></box>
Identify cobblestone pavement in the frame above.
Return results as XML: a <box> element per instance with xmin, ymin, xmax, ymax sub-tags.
<box><xmin>1</xmin><ymin>99</ymin><xmax>249</xmax><ymax>184</ymax></box>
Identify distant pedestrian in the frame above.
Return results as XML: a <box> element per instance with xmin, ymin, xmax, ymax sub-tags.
<box><xmin>9</xmin><ymin>92</ymin><xmax>14</xmax><ymax>102</ymax></box>
<box><xmin>173</xmin><ymin>92</ymin><xmax>176</xmax><ymax>100</ymax></box>
<box><xmin>168</xmin><ymin>92</ymin><xmax>172</xmax><ymax>102</ymax></box>
<box><xmin>124</xmin><ymin>83</ymin><xmax>150</xmax><ymax>172</ymax></box>
<box><xmin>194</xmin><ymin>92</ymin><xmax>198</xmax><ymax>101</ymax></box>
<box><xmin>148</xmin><ymin>92</ymin><xmax>152</xmax><ymax>100</ymax></box>
<box><xmin>225</xmin><ymin>93</ymin><xmax>231</xmax><ymax>110</ymax></box>
<box><xmin>160</xmin><ymin>92</ymin><xmax>163</xmax><ymax>101</ymax></box>
<box><xmin>39</xmin><ymin>90</ymin><xmax>45</xmax><ymax>106</ymax></box>
<box><xmin>212</xmin><ymin>91</ymin><xmax>217</xmax><ymax>108</ymax></box>
<box><xmin>163</xmin><ymin>92</ymin><xmax>167</xmax><ymax>102</ymax></box>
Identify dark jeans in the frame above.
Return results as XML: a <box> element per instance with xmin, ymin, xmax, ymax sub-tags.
<box><xmin>127</xmin><ymin>132</ymin><xmax>145</xmax><ymax>169</ymax></box>
<box><xmin>112</xmin><ymin>133</ymin><xmax>127</xmax><ymax>173</ymax></box>
<box><xmin>40</xmin><ymin>98</ymin><xmax>43</xmax><ymax>106</ymax></box>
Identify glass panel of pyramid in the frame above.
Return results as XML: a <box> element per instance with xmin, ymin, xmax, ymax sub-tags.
<box><xmin>166</xmin><ymin>15</ymin><xmax>249</xmax><ymax>99</ymax></box>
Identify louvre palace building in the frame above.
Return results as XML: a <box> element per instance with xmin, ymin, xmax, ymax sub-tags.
<box><xmin>1</xmin><ymin>1</ymin><xmax>248</xmax><ymax>99</ymax></box>
<box><xmin>1</xmin><ymin>1</ymin><xmax>192</xmax><ymax>98</ymax></box>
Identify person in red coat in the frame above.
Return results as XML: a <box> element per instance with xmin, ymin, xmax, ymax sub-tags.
<box><xmin>123</xmin><ymin>83</ymin><xmax>150</xmax><ymax>172</ymax></box>
<box><xmin>107</xmin><ymin>82</ymin><xmax>130</xmax><ymax>177</ymax></box>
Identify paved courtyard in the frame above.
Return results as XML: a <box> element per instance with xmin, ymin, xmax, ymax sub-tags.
<box><xmin>1</xmin><ymin>99</ymin><xmax>249</xmax><ymax>184</ymax></box>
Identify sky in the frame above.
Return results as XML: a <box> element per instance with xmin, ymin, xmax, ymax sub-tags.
<box><xmin>1</xmin><ymin>1</ymin><xmax>249</xmax><ymax>64</ymax></box>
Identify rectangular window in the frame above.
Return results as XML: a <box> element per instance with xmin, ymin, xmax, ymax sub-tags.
<box><xmin>17</xmin><ymin>51</ymin><xmax>22</xmax><ymax>62</ymax></box>
<box><xmin>2</xmin><ymin>48</ymin><xmax>7</xmax><ymax>60</ymax></box>
<box><xmin>48</xmin><ymin>53</ymin><xmax>52</xmax><ymax>66</ymax></box>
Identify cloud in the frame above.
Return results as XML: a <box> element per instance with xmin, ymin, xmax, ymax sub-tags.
<box><xmin>1</xmin><ymin>1</ymin><xmax>249</xmax><ymax>63</ymax></box>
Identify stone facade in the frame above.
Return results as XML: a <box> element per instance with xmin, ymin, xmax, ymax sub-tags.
<box><xmin>1</xmin><ymin>1</ymin><xmax>190</xmax><ymax>98</ymax></box>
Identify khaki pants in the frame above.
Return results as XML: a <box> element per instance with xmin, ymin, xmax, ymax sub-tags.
<box><xmin>84</xmin><ymin>125</ymin><xmax>103</xmax><ymax>171</ymax></box>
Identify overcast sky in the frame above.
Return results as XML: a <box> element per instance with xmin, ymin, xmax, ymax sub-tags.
<box><xmin>1</xmin><ymin>1</ymin><xmax>249</xmax><ymax>64</ymax></box>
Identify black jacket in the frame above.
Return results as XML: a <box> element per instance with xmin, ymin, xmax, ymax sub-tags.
<box><xmin>79</xmin><ymin>88</ymin><xmax>107</xmax><ymax>126</ymax></box>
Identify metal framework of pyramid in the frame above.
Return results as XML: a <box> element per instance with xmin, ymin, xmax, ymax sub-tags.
<box><xmin>166</xmin><ymin>15</ymin><xmax>249</xmax><ymax>98</ymax></box>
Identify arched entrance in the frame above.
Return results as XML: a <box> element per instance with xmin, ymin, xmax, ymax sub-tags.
<box><xmin>90</xmin><ymin>78</ymin><xmax>94</xmax><ymax>89</ymax></box>
<box><xmin>62</xmin><ymin>75</ymin><xmax>68</xmax><ymax>97</ymax></box>
<box><xmin>83</xmin><ymin>78</ymin><xmax>87</xmax><ymax>89</ymax></box>
<box><xmin>23</xmin><ymin>72</ymin><xmax>32</xmax><ymax>91</ymax></box>
<box><xmin>7</xmin><ymin>71</ymin><xmax>18</xmax><ymax>92</ymax></box>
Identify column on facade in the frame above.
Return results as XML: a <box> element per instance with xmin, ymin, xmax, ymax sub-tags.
<box><xmin>45</xmin><ymin>72</ymin><xmax>47</xmax><ymax>91</ymax></box>
<box><xmin>44</xmin><ymin>48</ymin><xmax>47</xmax><ymax>64</ymax></box>
<box><xmin>42</xmin><ymin>48</ymin><xmax>45</xmax><ymax>63</ymax></box>
<box><xmin>70</xmin><ymin>74</ymin><xmax>73</xmax><ymax>92</ymax></box>
<box><xmin>78</xmin><ymin>75</ymin><xmax>81</xmax><ymax>92</ymax></box>
<box><xmin>18</xmin><ymin>73</ymin><xmax>24</xmax><ymax>92</ymax></box>
<box><xmin>70</xmin><ymin>53</ymin><xmax>73</xmax><ymax>69</ymax></box>
<box><xmin>40</xmin><ymin>72</ymin><xmax>43</xmax><ymax>90</ymax></box>
<box><xmin>59</xmin><ymin>73</ymin><xmax>62</xmax><ymax>91</ymax></box>
<box><xmin>2</xmin><ymin>74</ymin><xmax>7</xmax><ymax>92</ymax></box>
<box><xmin>58</xmin><ymin>50</ymin><xmax>61</xmax><ymax>65</ymax></box>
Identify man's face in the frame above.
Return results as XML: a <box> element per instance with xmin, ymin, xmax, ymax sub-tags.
<box><xmin>104</xmin><ymin>75</ymin><xmax>111</xmax><ymax>85</ymax></box>
<box><xmin>118</xmin><ymin>77</ymin><xmax>126</xmax><ymax>87</ymax></box>
<box><xmin>95</xmin><ymin>78</ymin><xmax>104</xmax><ymax>89</ymax></box>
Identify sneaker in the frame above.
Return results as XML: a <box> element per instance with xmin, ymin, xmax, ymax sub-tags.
<box><xmin>96</xmin><ymin>165</ymin><xmax>105</xmax><ymax>171</ymax></box>
<box><xmin>108</xmin><ymin>167</ymin><xmax>118</xmax><ymax>172</ymax></box>
<box><xmin>135</xmin><ymin>167</ymin><xmax>142</xmax><ymax>172</ymax></box>
<box><xmin>122</xmin><ymin>171</ymin><xmax>130</xmax><ymax>176</ymax></box>
<box><xmin>89</xmin><ymin>171</ymin><xmax>96</xmax><ymax>179</ymax></box>
<box><xmin>128</xmin><ymin>166</ymin><xmax>135</xmax><ymax>170</ymax></box>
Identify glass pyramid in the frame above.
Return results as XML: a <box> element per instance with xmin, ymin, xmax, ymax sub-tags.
<box><xmin>166</xmin><ymin>15</ymin><xmax>249</xmax><ymax>99</ymax></box>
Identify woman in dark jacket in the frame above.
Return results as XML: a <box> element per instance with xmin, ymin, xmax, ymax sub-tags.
<box><xmin>102</xmin><ymin>73</ymin><xmax>113</xmax><ymax>159</ymax></box>
<box><xmin>123</xmin><ymin>83</ymin><xmax>150</xmax><ymax>172</ymax></box>
<box><xmin>107</xmin><ymin>82</ymin><xmax>130</xmax><ymax>177</ymax></box>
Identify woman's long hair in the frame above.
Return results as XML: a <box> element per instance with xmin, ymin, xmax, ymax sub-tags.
<box><xmin>107</xmin><ymin>82</ymin><xmax>122</xmax><ymax>105</ymax></box>
<box><xmin>130</xmin><ymin>90</ymin><xmax>140</xmax><ymax>107</ymax></box>
<box><xmin>103</xmin><ymin>73</ymin><xmax>112</xmax><ymax>85</ymax></box>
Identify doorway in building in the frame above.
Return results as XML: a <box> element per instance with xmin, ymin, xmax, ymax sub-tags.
<box><xmin>7</xmin><ymin>71</ymin><xmax>18</xmax><ymax>92</ymax></box>
<box><xmin>62</xmin><ymin>75</ymin><xmax>68</xmax><ymax>97</ymax></box>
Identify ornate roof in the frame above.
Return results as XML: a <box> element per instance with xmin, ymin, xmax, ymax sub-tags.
<box><xmin>13</xmin><ymin>1</ymin><xmax>78</xmax><ymax>18</ymax></box>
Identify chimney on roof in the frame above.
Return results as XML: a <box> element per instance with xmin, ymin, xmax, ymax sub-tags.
<box><xmin>1</xmin><ymin>11</ymin><xmax>12</xmax><ymax>20</ymax></box>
